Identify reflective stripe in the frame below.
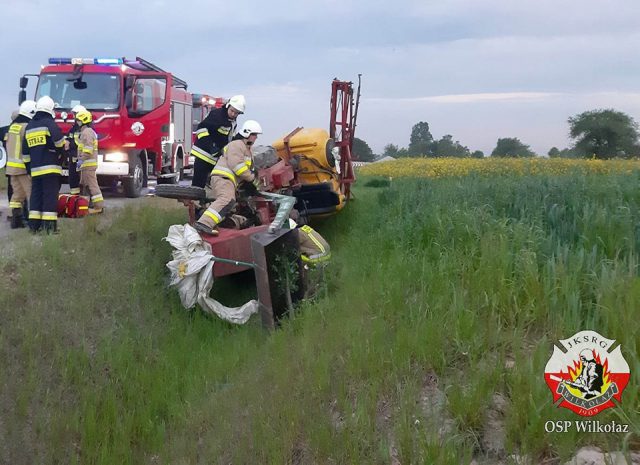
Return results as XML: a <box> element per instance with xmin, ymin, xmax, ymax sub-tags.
<box><xmin>233</xmin><ymin>161</ymin><xmax>250</xmax><ymax>176</ymax></box>
<box><xmin>91</xmin><ymin>194</ymin><xmax>103</xmax><ymax>202</ymax></box>
<box><xmin>204</xmin><ymin>209</ymin><xmax>222</xmax><ymax>224</ymax></box>
<box><xmin>9</xmin><ymin>124</ymin><xmax>22</xmax><ymax>134</ymax></box>
<box><xmin>9</xmin><ymin>201</ymin><xmax>22</xmax><ymax>208</ymax></box>
<box><xmin>217</xmin><ymin>127</ymin><xmax>230</xmax><ymax>135</ymax></box>
<box><xmin>54</xmin><ymin>137</ymin><xmax>65</xmax><ymax>148</ymax></box>
<box><xmin>70</xmin><ymin>188</ymin><xmax>81</xmax><ymax>194</ymax></box>
<box><xmin>29</xmin><ymin>211</ymin><xmax>42</xmax><ymax>220</ymax></box>
<box><xmin>7</xmin><ymin>160</ymin><xmax>27</xmax><ymax>169</ymax></box>
<box><xmin>79</xmin><ymin>206</ymin><xmax>89</xmax><ymax>210</ymax></box>
<box><xmin>23</xmin><ymin>155</ymin><xmax>31</xmax><ymax>162</ymax></box>
<box><xmin>26</xmin><ymin>127</ymin><xmax>51</xmax><ymax>136</ymax></box>
<box><xmin>25</xmin><ymin>128</ymin><xmax>49</xmax><ymax>148</ymax></box>
<box><xmin>196</xmin><ymin>128</ymin><xmax>210</xmax><ymax>139</ymax></box>
<box><xmin>211</xmin><ymin>166</ymin><xmax>237</xmax><ymax>185</ymax></box>
<box><xmin>82</xmin><ymin>161</ymin><xmax>98</xmax><ymax>167</ymax></box>
<box><xmin>41</xmin><ymin>212</ymin><xmax>58</xmax><ymax>220</ymax></box>
<box><xmin>31</xmin><ymin>165</ymin><xmax>62</xmax><ymax>176</ymax></box>
<box><xmin>302</xmin><ymin>252</ymin><xmax>332</xmax><ymax>264</ymax></box>
<box><xmin>190</xmin><ymin>146</ymin><xmax>216</xmax><ymax>163</ymax></box>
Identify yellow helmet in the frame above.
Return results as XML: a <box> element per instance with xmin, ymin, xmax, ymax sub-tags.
<box><xmin>76</xmin><ymin>110</ymin><xmax>93</xmax><ymax>125</ymax></box>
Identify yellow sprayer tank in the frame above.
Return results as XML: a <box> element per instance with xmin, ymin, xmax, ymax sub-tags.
<box><xmin>272</xmin><ymin>127</ymin><xmax>346</xmax><ymax>215</ymax></box>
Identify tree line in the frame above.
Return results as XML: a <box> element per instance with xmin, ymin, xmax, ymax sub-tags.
<box><xmin>351</xmin><ymin>108</ymin><xmax>640</xmax><ymax>161</ymax></box>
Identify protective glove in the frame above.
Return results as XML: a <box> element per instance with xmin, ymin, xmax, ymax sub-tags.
<box><xmin>76</xmin><ymin>159</ymin><xmax>83</xmax><ymax>170</ymax></box>
<box><xmin>243</xmin><ymin>180</ymin><xmax>259</xmax><ymax>196</ymax></box>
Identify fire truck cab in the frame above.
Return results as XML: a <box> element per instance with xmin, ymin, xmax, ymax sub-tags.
<box><xmin>19</xmin><ymin>57</ymin><xmax>218</xmax><ymax>197</ymax></box>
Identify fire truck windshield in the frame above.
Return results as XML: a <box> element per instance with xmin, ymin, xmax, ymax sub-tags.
<box><xmin>36</xmin><ymin>73</ymin><xmax>121</xmax><ymax>111</ymax></box>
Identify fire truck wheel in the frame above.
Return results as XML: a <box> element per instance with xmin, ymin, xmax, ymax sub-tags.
<box><xmin>154</xmin><ymin>185</ymin><xmax>208</xmax><ymax>201</ymax></box>
<box><xmin>123</xmin><ymin>156</ymin><xmax>144</xmax><ymax>198</ymax></box>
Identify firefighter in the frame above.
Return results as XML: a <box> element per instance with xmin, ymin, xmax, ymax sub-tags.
<box><xmin>190</xmin><ymin>95</ymin><xmax>246</xmax><ymax>188</ymax></box>
<box><xmin>1</xmin><ymin>110</ymin><xmax>20</xmax><ymax>209</ymax></box>
<box><xmin>193</xmin><ymin>119</ymin><xmax>262</xmax><ymax>236</ymax></box>
<box><xmin>24</xmin><ymin>96</ymin><xmax>66</xmax><ymax>233</ymax></box>
<box><xmin>4</xmin><ymin>100</ymin><xmax>36</xmax><ymax>228</ymax></box>
<box><xmin>289</xmin><ymin>219</ymin><xmax>331</xmax><ymax>265</ymax></box>
<box><xmin>64</xmin><ymin>104</ymin><xmax>86</xmax><ymax>195</ymax></box>
<box><xmin>75</xmin><ymin>110</ymin><xmax>104</xmax><ymax>214</ymax></box>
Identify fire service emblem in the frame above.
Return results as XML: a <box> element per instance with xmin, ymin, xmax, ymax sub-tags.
<box><xmin>544</xmin><ymin>330</ymin><xmax>630</xmax><ymax>416</ymax></box>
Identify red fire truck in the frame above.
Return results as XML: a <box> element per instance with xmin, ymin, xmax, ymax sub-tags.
<box><xmin>18</xmin><ymin>57</ymin><xmax>221</xmax><ymax>197</ymax></box>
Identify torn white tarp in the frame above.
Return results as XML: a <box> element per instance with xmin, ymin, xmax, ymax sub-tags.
<box><xmin>164</xmin><ymin>224</ymin><xmax>259</xmax><ymax>324</ymax></box>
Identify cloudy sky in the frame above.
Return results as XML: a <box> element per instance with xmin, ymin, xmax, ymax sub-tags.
<box><xmin>1</xmin><ymin>0</ymin><xmax>639</xmax><ymax>156</ymax></box>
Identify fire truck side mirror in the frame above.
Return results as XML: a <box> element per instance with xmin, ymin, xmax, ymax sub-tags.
<box><xmin>125</xmin><ymin>75</ymin><xmax>136</xmax><ymax>89</ymax></box>
<box><xmin>19</xmin><ymin>76</ymin><xmax>28</xmax><ymax>89</ymax></box>
<box><xmin>18</xmin><ymin>90</ymin><xmax>27</xmax><ymax>105</ymax></box>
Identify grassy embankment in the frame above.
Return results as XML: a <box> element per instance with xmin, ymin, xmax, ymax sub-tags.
<box><xmin>0</xmin><ymin>171</ymin><xmax>639</xmax><ymax>464</ymax></box>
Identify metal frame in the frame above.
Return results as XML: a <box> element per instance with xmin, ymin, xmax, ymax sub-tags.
<box><xmin>329</xmin><ymin>75</ymin><xmax>361</xmax><ymax>200</ymax></box>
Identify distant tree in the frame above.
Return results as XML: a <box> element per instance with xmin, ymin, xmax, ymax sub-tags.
<box><xmin>548</xmin><ymin>147</ymin><xmax>560</xmax><ymax>158</ymax></box>
<box><xmin>431</xmin><ymin>134</ymin><xmax>470</xmax><ymax>157</ymax></box>
<box><xmin>352</xmin><ymin>137</ymin><xmax>375</xmax><ymax>162</ymax></box>
<box><xmin>471</xmin><ymin>150</ymin><xmax>485</xmax><ymax>158</ymax></box>
<box><xmin>382</xmin><ymin>143</ymin><xmax>399</xmax><ymax>158</ymax></box>
<box><xmin>395</xmin><ymin>147</ymin><xmax>409</xmax><ymax>158</ymax></box>
<box><xmin>491</xmin><ymin>138</ymin><xmax>536</xmax><ymax>157</ymax></box>
<box><xmin>408</xmin><ymin>121</ymin><xmax>434</xmax><ymax>156</ymax></box>
<box><xmin>568</xmin><ymin>109</ymin><xmax>640</xmax><ymax>159</ymax></box>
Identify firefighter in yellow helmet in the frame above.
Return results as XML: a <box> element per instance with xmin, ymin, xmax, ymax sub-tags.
<box><xmin>193</xmin><ymin>119</ymin><xmax>261</xmax><ymax>236</ymax></box>
<box><xmin>75</xmin><ymin>110</ymin><xmax>104</xmax><ymax>214</ymax></box>
<box><xmin>4</xmin><ymin>101</ymin><xmax>36</xmax><ymax>228</ymax></box>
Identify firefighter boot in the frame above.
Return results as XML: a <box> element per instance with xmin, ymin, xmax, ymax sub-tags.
<box><xmin>10</xmin><ymin>208</ymin><xmax>25</xmax><ymax>229</ymax></box>
<box><xmin>42</xmin><ymin>220</ymin><xmax>59</xmax><ymax>235</ymax></box>
<box><xmin>88</xmin><ymin>206</ymin><xmax>104</xmax><ymax>215</ymax></box>
<box><xmin>193</xmin><ymin>221</ymin><xmax>219</xmax><ymax>236</ymax></box>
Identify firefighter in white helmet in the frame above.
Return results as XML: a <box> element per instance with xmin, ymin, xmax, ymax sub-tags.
<box><xmin>24</xmin><ymin>96</ymin><xmax>66</xmax><ymax>233</ymax></box>
<box><xmin>190</xmin><ymin>94</ymin><xmax>246</xmax><ymax>188</ymax></box>
<box><xmin>75</xmin><ymin>110</ymin><xmax>104</xmax><ymax>214</ymax></box>
<box><xmin>64</xmin><ymin>104</ymin><xmax>87</xmax><ymax>195</ymax></box>
<box><xmin>194</xmin><ymin>119</ymin><xmax>261</xmax><ymax>236</ymax></box>
<box><xmin>4</xmin><ymin>100</ymin><xmax>36</xmax><ymax>228</ymax></box>
<box><xmin>288</xmin><ymin>218</ymin><xmax>331</xmax><ymax>265</ymax></box>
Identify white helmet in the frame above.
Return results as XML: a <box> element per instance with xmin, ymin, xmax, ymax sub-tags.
<box><xmin>239</xmin><ymin>120</ymin><xmax>262</xmax><ymax>138</ymax></box>
<box><xmin>19</xmin><ymin>100</ymin><xmax>37</xmax><ymax>119</ymax></box>
<box><xmin>36</xmin><ymin>96</ymin><xmax>56</xmax><ymax>117</ymax></box>
<box><xmin>71</xmin><ymin>104</ymin><xmax>86</xmax><ymax>114</ymax></box>
<box><xmin>227</xmin><ymin>95</ymin><xmax>246</xmax><ymax>113</ymax></box>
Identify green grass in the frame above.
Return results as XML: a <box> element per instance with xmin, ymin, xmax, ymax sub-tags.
<box><xmin>0</xmin><ymin>174</ymin><xmax>639</xmax><ymax>464</ymax></box>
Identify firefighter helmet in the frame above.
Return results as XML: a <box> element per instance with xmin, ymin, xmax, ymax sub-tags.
<box><xmin>75</xmin><ymin>110</ymin><xmax>93</xmax><ymax>126</ymax></box>
<box><xmin>227</xmin><ymin>95</ymin><xmax>246</xmax><ymax>114</ymax></box>
<box><xmin>238</xmin><ymin>120</ymin><xmax>262</xmax><ymax>138</ymax></box>
<box><xmin>36</xmin><ymin>96</ymin><xmax>56</xmax><ymax>117</ymax></box>
<box><xmin>19</xmin><ymin>100</ymin><xmax>37</xmax><ymax>119</ymax></box>
<box><xmin>72</xmin><ymin>104</ymin><xmax>87</xmax><ymax>114</ymax></box>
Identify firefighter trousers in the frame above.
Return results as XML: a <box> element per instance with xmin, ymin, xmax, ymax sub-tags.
<box><xmin>29</xmin><ymin>174</ymin><xmax>60</xmax><ymax>231</ymax></box>
<box><xmin>192</xmin><ymin>157</ymin><xmax>215</xmax><ymax>189</ymax></box>
<box><xmin>80</xmin><ymin>168</ymin><xmax>104</xmax><ymax>207</ymax></box>
<box><xmin>9</xmin><ymin>174</ymin><xmax>32</xmax><ymax>209</ymax></box>
<box><xmin>197</xmin><ymin>176</ymin><xmax>236</xmax><ymax>228</ymax></box>
<box><xmin>68</xmin><ymin>153</ymin><xmax>80</xmax><ymax>194</ymax></box>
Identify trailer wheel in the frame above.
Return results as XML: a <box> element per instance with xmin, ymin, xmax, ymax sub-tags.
<box><xmin>123</xmin><ymin>156</ymin><xmax>144</xmax><ymax>198</ymax></box>
<box><xmin>154</xmin><ymin>185</ymin><xmax>209</xmax><ymax>201</ymax></box>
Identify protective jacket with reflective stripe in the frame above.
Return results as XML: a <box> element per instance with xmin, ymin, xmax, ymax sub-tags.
<box><xmin>298</xmin><ymin>225</ymin><xmax>331</xmax><ymax>264</ymax></box>
<box><xmin>23</xmin><ymin>112</ymin><xmax>65</xmax><ymax>177</ymax></box>
<box><xmin>4</xmin><ymin>115</ymin><xmax>30</xmax><ymax>175</ymax></box>
<box><xmin>77</xmin><ymin>125</ymin><xmax>98</xmax><ymax>169</ymax></box>
<box><xmin>210</xmin><ymin>140</ymin><xmax>255</xmax><ymax>186</ymax></box>
<box><xmin>190</xmin><ymin>105</ymin><xmax>234</xmax><ymax>164</ymax></box>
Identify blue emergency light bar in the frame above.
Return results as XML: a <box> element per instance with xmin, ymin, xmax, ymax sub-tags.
<box><xmin>47</xmin><ymin>57</ymin><xmax>123</xmax><ymax>66</ymax></box>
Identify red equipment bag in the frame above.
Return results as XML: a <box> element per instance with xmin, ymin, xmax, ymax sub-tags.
<box><xmin>57</xmin><ymin>194</ymin><xmax>90</xmax><ymax>218</ymax></box>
